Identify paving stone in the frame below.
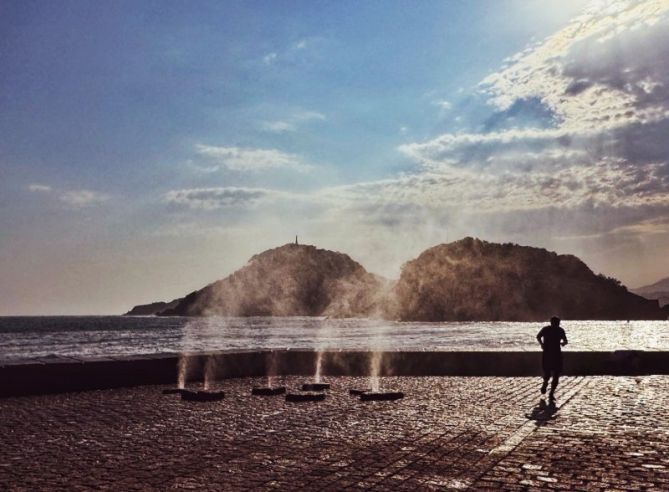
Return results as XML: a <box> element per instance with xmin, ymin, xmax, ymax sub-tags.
<box><xmin>0</xmin><ymin>376</ymin><xmax>668</xmax><ymax>490</ymax></box>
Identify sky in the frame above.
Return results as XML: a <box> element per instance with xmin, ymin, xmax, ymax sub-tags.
<box><xmin>2</xmin><ymin>0</ymin><xmax>669</xmax><ymax>314</ymax></box>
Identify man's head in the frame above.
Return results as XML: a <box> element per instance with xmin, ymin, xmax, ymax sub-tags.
<box><xmin>550</xmin><ymin>316</ymin><xmax>560</xmax><ymax>328</ymax></box>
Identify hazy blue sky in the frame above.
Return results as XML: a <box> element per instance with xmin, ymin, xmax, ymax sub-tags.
<box><xmin>2</xmin><ymin>0</ymin><xmax>669</xmax><ymax>314</ymax></box>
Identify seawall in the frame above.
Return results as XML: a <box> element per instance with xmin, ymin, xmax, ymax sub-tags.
<box><xmin>2</xmin><ymin>350</ymin><xmax>668</xmax><ymax>397</ymax></box>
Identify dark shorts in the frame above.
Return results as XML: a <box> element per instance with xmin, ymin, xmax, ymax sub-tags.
<box><xmin>542</xmin><ymin>352</ymin><xmax>563</xmax><ymax>373</ymax></box>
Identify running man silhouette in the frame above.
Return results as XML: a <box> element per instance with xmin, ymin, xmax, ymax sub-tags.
<box><xmin>536</xmin><ymin>316</ymin><xmax>568</xmax><ymax>400</ymax></box>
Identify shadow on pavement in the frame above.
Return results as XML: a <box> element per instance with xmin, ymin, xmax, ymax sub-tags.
<box><xmin>525</xmin><ymin>398</ymin><xmax>558</xmax><ymax>425</ymax></box>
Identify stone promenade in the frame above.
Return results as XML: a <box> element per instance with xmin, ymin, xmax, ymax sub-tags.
<box><xmin>1</xmin><ymin>376</ymin><xmax>668</xmax><ymax>490</ymax></box>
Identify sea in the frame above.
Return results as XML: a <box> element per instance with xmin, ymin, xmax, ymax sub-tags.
<box><xmin>1</xmin><ymin>316</ymin><xmax>668</xmax><ymax>363</ymax></box>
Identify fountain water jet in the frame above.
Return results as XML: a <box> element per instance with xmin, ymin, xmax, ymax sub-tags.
<box><xmin>369</xmin><ymin>351</ymin><xmax>382</xmax><ymax>392</ymax></box>
<box><xmin>300</xmin><ymin>318</ymin><xmax>332</xmax><ymax>392</ymax></box>
<box><xmin>298</xmin><ymin>350</ymin><xmax>329</xmax><ymax>391</ymax></box>
<box><xmin>203</xmin><ymin>355</ymin><xmax>216</xmax><ymax>391</ymax></box>
<box><xmin>266</xmin><ymin>350</ymin><xmax>278</xmax><ymax>388</ymax></box>
<box><xmin>252</xmin><ymin>351</ymin><xmax>286</xmax><ymax>396</ymax></box>
<box><xmin>354</xmin><ymin>332</ymin><xmax>404</xmax><ymax>401</ymax></box>
<box><xmin>300</xmin><ymin>351</ymin><xmax>330</xmax><ymax>391</ymax></box>
<box><xmin>177</xmin><ymin>355</ymin><xmax>187</xmax><ymax>389</ymax></box>
<box><xmin>350</xmin><ymin>351</ymin><xmax>404</xmax><ymax>400</ymax></box>
<box><xmin>175</xmin><ymin>319</ymin><xmax>227</xmax><ymax>401</ymax></box>
<box><xmin>314</xmin><ymin>351</ymin><xmax>323</xmax><ymax>383</ymax></box>
<box><xmin>162</xmin><ymin>354</ymin><xmax>190</xmax><ymax>395</ymax></box>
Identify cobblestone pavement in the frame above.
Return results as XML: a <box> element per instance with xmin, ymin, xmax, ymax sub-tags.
<box><xmin>1</xmin><ymin>376</ymin><xmax>668</xmax><ymax>491</ymax></box>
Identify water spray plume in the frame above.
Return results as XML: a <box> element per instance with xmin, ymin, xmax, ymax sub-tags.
<box><xmin>266</xmin><ymin>350</ymin><xmax>278</xmax><ymax>388</ymax></box>
<box><xmin>177</xmin><ymin>356</ymin><xmax>187</xmax><ymax>389</ymax></box>
<box><xmin>314</xmin><ymin>351</ymin><xmax>323</xmax><ymax>383</ymax></box>
<box><xmin>370</xmin><ymin>351</ymin><xmax>382</xmax><ymax>392</ymax></box>
<box><xmin>203</xmin><ymin>355</ymin><xmax>216</xmax><ymax>390</ymax></box>
<box><xmin>158</xmin><ymin>243</ymin><xmax>389</xmax><ymax>318</ymax></box>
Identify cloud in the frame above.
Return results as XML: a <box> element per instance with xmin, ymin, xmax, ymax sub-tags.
<box><xmin>59</xmin><ymin>190</ymin><xmax>109</xmax><ymax>207</ymax></box>
<box><xmin>194</xmin><ymin>145</ymin><xmax>311</xmax><ymax>172</ymax></box>
<box><xmin>292</xmin><ymin>110</ymin><xmax>326</xmax><ymax>122</ymax></box>
<box><xmin>164</xmin><ymin>187</ymin><xmax>271</xmax><ymax>210</ymax></box>
<box><xmin>367</xmin><ymin>158</ymin><xmax>668</xmax><ymax>212</ymax></box>
<box><xmin>260</xmin><ymin>110</ymin><xmax>326</xmax><ymax>134</ymax></box>
<box><xmin>262</xmin><ymin>52</ymin><xmax>277</xmax><ymax>65</ymax></box>
<box><xmin>230</xmin><ymin>1</ymin><xmax>669</xmax><ymax>249</ymax></box>
<box><xmin>260</xmin><ymin>121</ymin><xmax>296</xmax><ymax>133</ymax></box>
<box><xmin>27</xmin><ymin>184</ymin><xmax>52</xmax><ymax>192</ymax></box>
<box><xmin>260</xmin><ymin>37</ymin><xmax>321</xmax><ymax>66</ymax></box>
<box><xmin>479</xmin><ymin>0</ymin><xmax>669</xmax><ymax>132</ymax></box>
<box><xmin>26</xmin><ymin>183</ymin><xmax>108</xmax><ymax>208</ymax></box>
<box><xmin>384</xmin><ymin>0</ymin><xmax>669</xmax><ymax>243</ymax></box>
<box><xmin>558</xmin><ymin>215</ymin><xmax>669</xmax><ymax>241</ymax></box>
<box><xmin>163</xmin><ymin>2</ymin><xmax>669</xmax><ymax>282</ymax></box>
<box><xmin>164</xmin><ymin>186</ymin><xmax>313</xmax><ymax>211</ymax></box>
<box><xmin>398</xmin><ymin>126</ymin><xmax>577</xmax><ymax>170</ymax></box>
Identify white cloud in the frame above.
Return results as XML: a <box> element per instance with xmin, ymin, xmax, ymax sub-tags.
<box><xmin>384</xmin><ymin>0</ymin><xmax>669</xmax><ymax>243</ymax></box>
<box><xmin>59</xmin><ymin>190</ymin><xmax>108</xmax><ymax>207</ymax></box>
<box><xmin>480</xmin><ymin>0</ymin><xmax>669</xmax><ymax>132</ymax></box>
<box><xmin>259</xmin><ymin>110</ymin><xmax>326</xmax><ymax>133</ymax></box>
<box><xmin>229</xmin><ymin>1</ymin><xmax>669</xmax><ymax>246</ymax></box>
<box><xmin>292</xmin><ymin>110</ymin><xmax>326</xmax><ymax>122</ymax></box>
<box><xmin>261</xmin><ymin>37</ymin><xmax>321</xmax><ymax>66</ymax></box>
<box><xmin>165</xmin><ymin>1</ymin><xmax>669</xmax><ymax>282</ymax></box>
<box><xmin>27</xmin><ymin>183</ymin><xmax>109</xmax><ymax>208</ymax></box>
<box><xmin>398</xmin><ymin>127</ymin><xmax>574</xmax><ymax>169</ymax></box>
<box><xmin>194</xmin><ymin>144</ymin><xmax>311</xmax><ymax>172</ymax></box>
<box><xmin>433</xmin><ymin>99</ymin><xmax>451</xmax><ymax>111</ymax></box>
<box><xmin>27</xmin><ymin>184</ymin><xmax>52</xmax><ymax>192</ymax></box>
<box><xmin>262</xmin><ymin>52</ymin><xmax>277</xmax><ymax>65</ymax></box>
<box><xmin>260</xmin><ymin>120</ymin><xmax>296</xmax><ymax>133</ymax></box>
<box><xmin>321</xmin><ymin>156</ymin><xmax>669</xmax><ymax>215</ymax></box>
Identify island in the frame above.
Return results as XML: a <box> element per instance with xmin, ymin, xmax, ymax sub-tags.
<box><xmin>126</xmin><ymin>238</ymin><xmax>667</xmax><ymax>321</ymax></box>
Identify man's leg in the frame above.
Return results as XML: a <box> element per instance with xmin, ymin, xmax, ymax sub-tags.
<box><xmin>549</xmin><ymin>371</ymin><xmax>560</xmax><ymax>399</ymax></box>
<box><xmin>541</xmin><ymin>371</ymin><xmax>549</xmax><ymax>394</ymax></box>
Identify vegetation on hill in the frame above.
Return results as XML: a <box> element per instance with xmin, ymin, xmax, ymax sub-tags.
<box><xmin>159</xmin><ymin>244</ymin><xmax>389</xmax><ymax>317</ymax></box>
<box><xmin>390</xmin><ymin>237</ymin><xmax>665</xmax><ymax>321</ymax></box>
<box><xmin>126</xmin><ymin>239</ymin><xmax>666</xmax><ymax>320</ymax></box>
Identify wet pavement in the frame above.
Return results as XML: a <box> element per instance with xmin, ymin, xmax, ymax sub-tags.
<box><xmin>1</xmin><ymin>376</ymin><xmax>668</xmax><ymax>490</ymax></box>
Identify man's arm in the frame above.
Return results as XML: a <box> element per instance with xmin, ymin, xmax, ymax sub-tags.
<box><xmin>536</xmin><ymin>329</ymin><xmax>544</xmax><ymax>349</ymax></box>
<box><xmin>561</xmin><ymin>329</ymin><xmax>568</xmax><ymax>347</ymax></box>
